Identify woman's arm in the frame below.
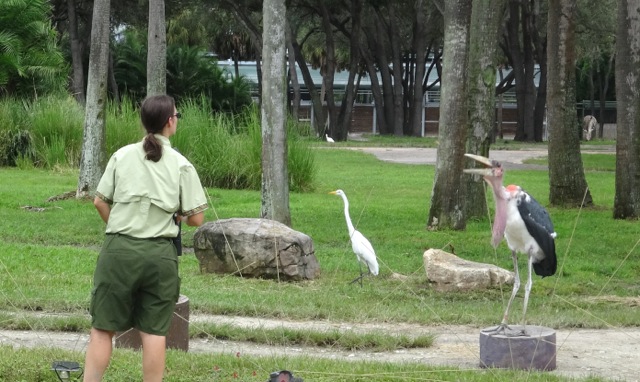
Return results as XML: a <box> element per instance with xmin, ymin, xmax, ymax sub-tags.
<box><xmin>94</xmin><ymin>196</ymin><xmax>111</xmax><ymax>223</ymax></box>
<box><xmin>183</xmin><ymin>212</ymin><xmax>204</xmax><ymax>227</ymax></box>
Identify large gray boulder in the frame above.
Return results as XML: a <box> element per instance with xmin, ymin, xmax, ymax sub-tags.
<box><xmin>423</xmin><ymin>249</ymin><xmax>514</xmax><ymax>292</ymax></box>
<box><xmin>193</xmin><ymin>218</ymin><xmax>320</xmax><ymax>281</ymax></box>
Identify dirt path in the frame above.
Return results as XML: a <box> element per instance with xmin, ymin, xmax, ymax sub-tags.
<box><xmin>1</xmin><ymin>315</ymin><xmax>638</xmax><ymax>381</ymax></box>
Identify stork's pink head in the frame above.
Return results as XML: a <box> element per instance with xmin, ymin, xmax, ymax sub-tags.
<box><xmin>505</xmin><ymin>184</ymin><xmax>521</xmax><ymax>195</ymax></box>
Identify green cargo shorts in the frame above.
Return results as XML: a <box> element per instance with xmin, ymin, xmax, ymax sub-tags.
<box><xmin>90</xmin><ymin>233</ymin><xmax>180</xmax><ymax>336</ymax></box>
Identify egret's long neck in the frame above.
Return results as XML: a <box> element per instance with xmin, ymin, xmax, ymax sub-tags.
<box><xmin>341</xmin><ymin>194</ymin><xmax>355</xmax><ymax>235</ymax></box>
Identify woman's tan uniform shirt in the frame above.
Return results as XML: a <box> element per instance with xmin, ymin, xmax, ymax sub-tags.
<box><xmin>96</xmin><ymin>134</ymin><xmax>208</xmax><ymax>238</ymax></box>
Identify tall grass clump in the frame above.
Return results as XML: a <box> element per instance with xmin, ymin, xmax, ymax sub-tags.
<box><xmin>0</xmin><ymin>99</ymin><xmax>34</xmax><ymax>166</ymax></box>
<box><xmin>172</xmin><ymin>98</ymin><xmax>316</xmax><ymax>192</ymax></box>
<box><xmin>105</xmin><ymin>97</ymin><xmax>145</xmax><ymax>154</ymax></box>
<box><xmin>1</xmin><ymin>94</ymin><xmax>316</xmax><ymax>192</ymax></box>
<box><xmin>29</xmin><ymin>96</ymin><xmax>84</xmax><ymax>167</ymax></box>
<box><xmin>0</xmin><ymin>96</ymin><xmax>84</xmax><ymax>168</ymax></box>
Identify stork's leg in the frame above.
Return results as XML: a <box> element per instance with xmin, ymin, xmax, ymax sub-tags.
<box><xmin>483</xmin><ymin>250</ymin><xmax>520</xmax><ymax>335</ymax></box>
<box><xmin>520</xmin><ymin>255</ymin><xmax>535</xmax><ymax>335</ymax></box>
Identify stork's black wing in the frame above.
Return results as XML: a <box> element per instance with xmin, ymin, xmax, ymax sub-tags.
<box><xmin>516</xmin><ymin>192</ymin><xmax>557</xmax><ymax>277</ymax></box>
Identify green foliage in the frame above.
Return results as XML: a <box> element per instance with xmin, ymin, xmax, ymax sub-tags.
<box><xmin>0</xmin><ymin>345</ymin><xmax>577</xmax><ymax>382</ymax></box>
<box><xmin>0</xmin><ymin>0</ymin><xmax>67</xmax><ymax>98</ymax></box>
<box><xmin>112</xmin><ymin>28</ymin><xmax>252</xmax><ymax>112</ymax></box>
<box><xmin>0</xmin><ymin>129</ymin><xmax>32</xmax><ymax>167</ymax></box>
<box><xmin>0</xmin><ymin>95</ymin><xmax>316</xmax><ymax>191</ymax></box>
<box><xmin>166</xmin><ymin>45</ymin><xmax>252</xmax><ymax>112</ymax></box>
<box><xmin>0</xmin><ymin>96</ymin><xmax>83</xmax><ymax>168</ymax></box>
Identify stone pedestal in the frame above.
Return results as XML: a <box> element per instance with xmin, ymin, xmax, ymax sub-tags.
<box><xmin>479</xmin><ymin>325</ymin><xmax>556</xmax><ymax>371</ymax></box>
<box><xmin>115</xmin><ymin>295</ymin><xmax>190</xmax><ymax>352</ymax></box>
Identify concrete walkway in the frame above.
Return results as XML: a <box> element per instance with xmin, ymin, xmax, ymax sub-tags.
<box><xmin>347</xmin><ymin>145</ymin><xmax>614</xmax><ymax>169</ymax></box>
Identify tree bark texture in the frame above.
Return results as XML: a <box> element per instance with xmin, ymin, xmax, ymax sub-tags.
<box><xmin>428</xmin><ymin>0</ymin><xmax>472</xmax><ymax>230</ymax></box>
<box><xmin>67</xmin><ymin>0</ymin><xmax>85</xmax><ymax>104</ymax></box>
<box><xmin>465</xmin><ymin>0</ymin><xmax>507</xmax><ymax>219</ymax></box>
<box><xmin>547</xmin><ymin>0</ymin><xmax>593</xmax><ymax>206</ymax></box>
<box><xmin>613</xmin><ymin>0</ymin><xmax>640</xmax><ymax>219</ymax></box>
<box><xmin>260</xmin><ymin>0</ymin><xmax>291</xmax><ymax>226</ymax></box>
<box><xmin>77</xmin><ymin>0</ymin><xmax>110</xmax><ymax>198</ymax></box>
<box><xmin>147</xmin><ymin>0</ymin><xmax>167</xmax><ymax>95</ymax></box>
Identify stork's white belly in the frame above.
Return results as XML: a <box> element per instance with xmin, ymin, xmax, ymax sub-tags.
<box><xmin>504</xmin><ymin>201</ymin><xmax>544</xmax><ymax>262</ymax></box>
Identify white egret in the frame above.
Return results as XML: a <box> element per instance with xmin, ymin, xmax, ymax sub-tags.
<box><xmin>325</xmin><ymin>134</ymin><xmax>335</xmax><ymax>143</ymax></box>
<box><xmin>329</xmin><ymin>189</ymin><xmax>379</xmax><ymax>286</ymax></box>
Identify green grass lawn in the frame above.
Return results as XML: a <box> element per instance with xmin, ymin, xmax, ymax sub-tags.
<box><xmin>0</xmin><ymin>146</ymin><xmax>635</xmax><ymax>381</ymax></box>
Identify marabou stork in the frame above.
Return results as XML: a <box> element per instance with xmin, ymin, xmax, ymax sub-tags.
<box><xmin>464</xmin><ymin>153</ymin><xmax>557</xmax><ymax>336</ymax></box>
<box><xmin>329</xmin><ymin>189</ymin><xmax>379</xmax><ymax>286</ymax></box>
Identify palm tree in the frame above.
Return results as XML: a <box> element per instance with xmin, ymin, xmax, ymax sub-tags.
<box><xmin>0</xmin><ymin>0</ymin><xmax>66</xmax><ymax>97</ymax></box>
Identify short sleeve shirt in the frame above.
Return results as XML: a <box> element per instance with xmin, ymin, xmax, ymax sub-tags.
<box><xmin>96</xmin><ymin>134</ymin><xmax>208</xmax><ymax>238</ymax></box>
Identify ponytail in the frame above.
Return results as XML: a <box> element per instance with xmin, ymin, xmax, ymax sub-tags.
<box><xmin>143</xmin><ymin>133</ymin><xmax>163</xmax><ymax>162</ymax></box>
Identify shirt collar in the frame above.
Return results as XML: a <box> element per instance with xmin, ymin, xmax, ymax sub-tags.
<box><xmin>154</xmin><ymin>134</ymin><xmax>171</xmax><ymax>147</ymax></box>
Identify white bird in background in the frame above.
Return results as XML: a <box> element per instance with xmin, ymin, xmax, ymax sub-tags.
<box><xmin>325</xmin><ymin>134</ymin><xmax>335</xmax><ymax>143</ymax></box>
<box><xmin>329</xmin><ymin>189</ymin><xmax>379</xmax><ymax>286</ymax></box>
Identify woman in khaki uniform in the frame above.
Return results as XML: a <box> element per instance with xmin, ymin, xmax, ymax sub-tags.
<box><xmin>83</xmin><ymin>95</ymin><xmax>208</xmax><ymax>382</ymax></box>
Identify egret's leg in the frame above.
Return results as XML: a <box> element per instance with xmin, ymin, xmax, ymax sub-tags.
<box><xmin>483</xmin><ymin>250</ymin><xmax>520</xmax><ymax>335</ymax></box>
<box><xmin>520</xmin><ymin>255</ymin><xmax>535</xmax><ymax>335</ymax></box>
<box><xmin>349</xmin><ymin>262</ymin><xmax>364</xmax><ymax>287</ymax></box>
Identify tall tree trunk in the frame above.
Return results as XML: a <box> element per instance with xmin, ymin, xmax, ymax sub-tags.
<box><xmin>502</xmin><ymin>0</ymin><xmax>539</xmax><ymax>142</ymax></box>
<box><xmin>387</xmin><ymin>4</ymin><xmax>405</xmax><ymax>137</ymax></box>
<box><xmin>147</xmin><ymin>0</ymin><xmax>167</xmax><ymax>95</ymax></box>
<box><xmin>547</xmin><ymin>0</ymin><xmax>592</xmax><ymax>207</ymax></box>
<box><xmin>318</xmin><ymin>3</ymin><xmax>338</xmax><ymax>140</ymax></box>
<box><xmin>410</xmin><ymin>0</ymin><xmax>428</xmax><ymax>137</ymax></box>
<box><xmin>363</xmin><ymin>18</ymin><xmax>393</xmax><ymax>135</ymax></box>
<box><xmin>285</xmin><ymin>28</ymin><xmax>301</xmax><ymax>122</ymax></box>
<box><xmin>360</xmin><ymin>40</ymin><xmax>387</xmax><ymax>134</ymax></box>
<box><xmin>337</xmin><ymin>0</ymin><xmax>363</xmax><ymax>141</ymax></box>
<box><xmin>289</xmin><ymin>26</ymin><xmax>326</xmax><ymax>135</ymax></box>
<box><xmin>77</xmin><ymin>0</ymin><xmax>110</xmax><ymax>198</ymax></box>
<box><xmin>369</xmin><ymin>9</ymin><xmax>395</xmax><ymax>135</ymax></box>
<box><xmin>613</xmin><ymin>0</ymin><xmax>640</xmax><ymax>219</ymax></box>
<box><xmin>260</xmin><ymin>0</ymin><xmax>291</xmax><ymax>226</ymax></box>
<box><xmin>530</xmin><ymin>2</ymin><xmax>548</xmax><ymax>142</ymax></box>
<box><xmin>598</xmin><ymin>53</ymin><xmax>615</xmax><ymax>138</ymax></box>
<box><xmin>428</xmin><ymin>0</ymin><xmax>472</xmax><ymax>230</ymax></box>
<box><xmin>465</xmin><ymin>0</ymin><xmax>507</xmax><ymax>219</ymax></box>
<box><xmin>67</xmin><ymin>0</ymin><xmax>85</xmax><ymax>103</ymax></box>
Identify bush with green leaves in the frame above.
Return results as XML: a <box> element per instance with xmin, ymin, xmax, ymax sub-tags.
<box><xmin>0</xmin><ymin>0</ymin><xmax>67</xmax><ymax>98</ymax></box>
<box><xmin>112</xmin><ymin>28</ymin><xmax>252</xmax><ymax>113</ymax></box>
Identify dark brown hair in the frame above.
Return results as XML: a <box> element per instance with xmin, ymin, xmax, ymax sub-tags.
<box><xmin>140</xmin><ymin>95</ymin><xmax>175</xmax><ymax>162</ymax></box>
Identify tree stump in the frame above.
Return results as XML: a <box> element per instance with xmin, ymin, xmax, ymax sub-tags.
<box><xmin>479</xmin><ymin>325</ymin><xmax>556</xmax><ymax>371</ymax></box>
<box><xmin>115</xmin><ymin>294</ymin><xmax>190</xmax><ymax>352</ymax></box>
